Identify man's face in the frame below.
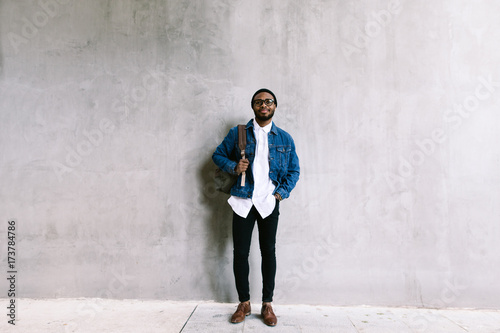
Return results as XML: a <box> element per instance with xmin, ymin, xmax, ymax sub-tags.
<box><xmin>252</xmin><ymin>92</ymin><xmax>276</xmax><ymax>122</ymax></box>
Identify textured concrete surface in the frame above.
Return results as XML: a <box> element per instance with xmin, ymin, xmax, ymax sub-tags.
<box><xmin>1</xmin><ymin>0</ymin><xmax>500</xmax><ymax>309</ymax></box>
<box><xmin>183</xmin><ymin>303</ymin><xmax>500</xmax><ymax>333</ymax></box>
<box><xmin>0</xmin><ymin>298</ymin><xmax>198</xmax><ymax>333</ymax></box>
<box><xmin>1</xmin><ymin>299</ymin><xmax>499</xmax><ymax>333</ymax></box>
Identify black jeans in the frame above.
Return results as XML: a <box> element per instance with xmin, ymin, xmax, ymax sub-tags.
<box><xmin>232</xmin><ymin>201</ymin><xmax>280</xmax><ymax>303</ymax></box>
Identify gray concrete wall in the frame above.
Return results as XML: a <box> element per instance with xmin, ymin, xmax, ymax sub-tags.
<box><xmin>1</xmin><ymin>0</ymin><xmax>500</xmax><ymax>308</ymax></box>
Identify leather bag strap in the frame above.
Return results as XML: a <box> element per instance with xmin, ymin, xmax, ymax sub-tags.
<box><xmin>237</xmin><ymin>124</ymin><xmax>247</xmax><ymax>151</ymax></box>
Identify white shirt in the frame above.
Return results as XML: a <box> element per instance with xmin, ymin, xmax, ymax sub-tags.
<box><xmin>228</xmin><ymin>119</ymin><xmax>277</xmax><ymax>218</ymax></box>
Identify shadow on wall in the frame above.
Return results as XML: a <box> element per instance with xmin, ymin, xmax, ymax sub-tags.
<box><xmin>198</xmin><ymin>129</ymin><xmax>235</xmax><ymax>303</ymax></box>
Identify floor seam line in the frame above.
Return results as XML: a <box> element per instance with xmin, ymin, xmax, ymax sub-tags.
<box><xmin>179</xmin><ymin>304</ymin><xmax>199</xmax><ymax>333</ymax></box>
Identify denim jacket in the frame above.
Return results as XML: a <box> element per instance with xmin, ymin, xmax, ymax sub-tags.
<box><xmin>212</xmin><ymin>119</ymin><xmax>300</xmax><ymax>200</ymax></box>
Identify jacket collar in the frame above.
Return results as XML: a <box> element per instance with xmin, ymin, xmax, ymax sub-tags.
<box><xmin>246</xmin><ymin>118</ymin><xmax>278</xmax><ymax>135</ymax></box>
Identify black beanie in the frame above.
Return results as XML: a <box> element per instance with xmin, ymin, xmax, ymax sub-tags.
<box><xmin>251</xmin><ymin>88</ymin><xmax>277</xmax><ymax>107</ymax></box>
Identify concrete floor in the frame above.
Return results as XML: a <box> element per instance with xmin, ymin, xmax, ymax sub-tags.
<box><xmin>1</xmin><ymin>299</ymin><xmax>499</xmax><ymax>333</ymax></box>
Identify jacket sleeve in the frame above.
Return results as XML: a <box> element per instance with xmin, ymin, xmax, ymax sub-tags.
<box><xmin>275</xmin><ymin>138</ymin><xmax>300</xmax><ymax>200</ymax></box>
<box><xmin>212</xmin><ymin>127</ymin><xmax>238</xmax><ymax>175</ymax></box>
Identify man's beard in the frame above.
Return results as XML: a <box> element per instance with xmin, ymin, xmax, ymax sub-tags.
<box><xmin>254</xmin><ymin>109</ymin><xmax>275</xmax><ymax>121</ymax></box>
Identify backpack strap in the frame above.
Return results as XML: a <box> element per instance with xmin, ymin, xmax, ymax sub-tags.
<box><xmin>237</xmin><ymin>124</ymin><xmax>247</xmax><ymax>151</ymax></box>
<box><xmin>237</xmin><ymin>124</ymin><xmax>247</xmax><ymax>186</ymax></box>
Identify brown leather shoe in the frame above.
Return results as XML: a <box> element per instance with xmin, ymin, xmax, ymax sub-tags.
<box><xmin>261</xmin><ymin>303</ymin><xmax>277</xmax><ymax>326</ymax></box>
<box><xmin>230</xmin><ymin>301</ymin><xmax>251</xmax><ymax>323</ymax></box>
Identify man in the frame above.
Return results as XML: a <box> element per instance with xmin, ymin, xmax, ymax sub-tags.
<box><xmin>212</xmin><ymin>88</ymin><xmax>300</xmax><ymax>326</ymax></box>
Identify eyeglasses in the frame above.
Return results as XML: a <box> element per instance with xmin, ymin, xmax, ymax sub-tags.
<box><xmin>253</xmin><ymin>99</ymin><xmax>275</xmax><ymax>107</ymax></box>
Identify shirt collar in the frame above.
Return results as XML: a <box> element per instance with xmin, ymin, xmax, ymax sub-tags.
<box><xmin>253</xmin><ymin>118</ymin><xmax>273</xmax><ymax>134</ymax></box>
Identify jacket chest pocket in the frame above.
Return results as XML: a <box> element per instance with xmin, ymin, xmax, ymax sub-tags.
<box><xmin>276</xmin><ymin>145</ymin><xmax>291</xmax><ymax>168</ymax></box>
